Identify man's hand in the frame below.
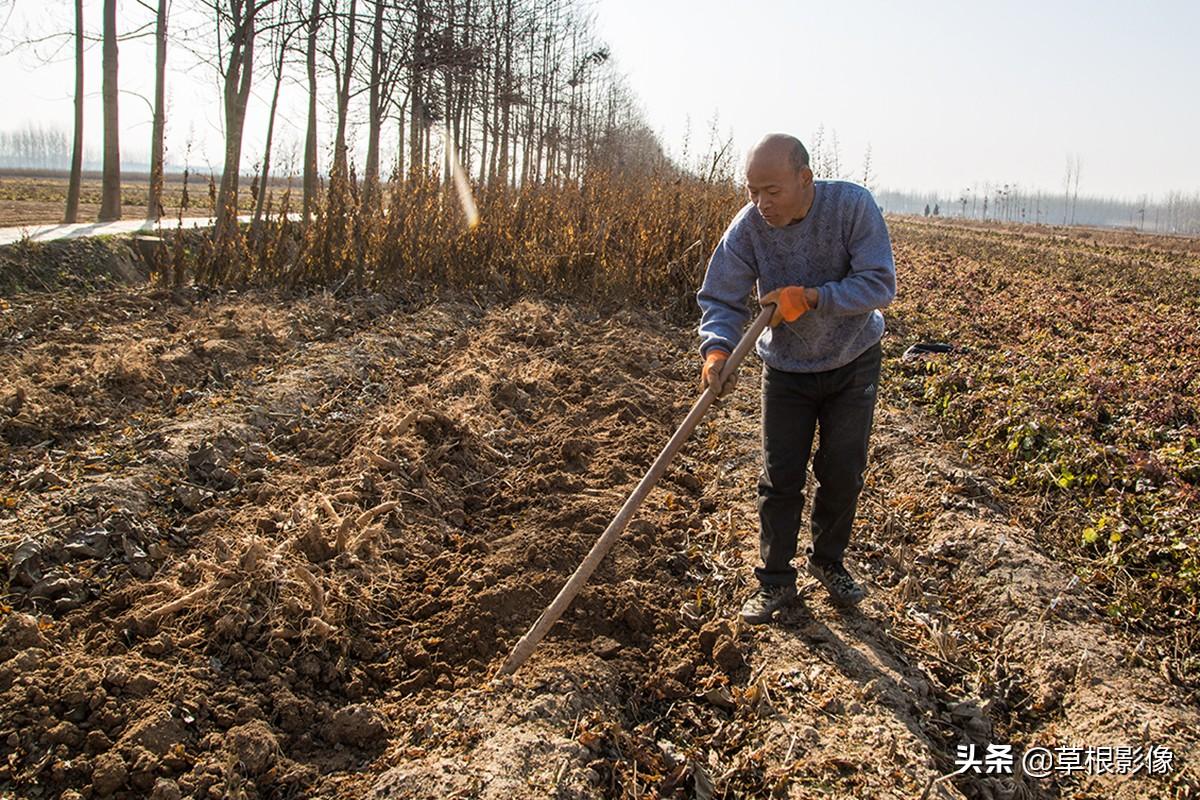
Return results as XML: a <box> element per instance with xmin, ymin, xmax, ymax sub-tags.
<box><xmin>701</xmin><ymin>349</ymin><xmax>736</xmax><ymax>398</ymax></box>
<box><xmin>759</xmin><ymin>286</ymin><xmax>817</xmax><ymax>326</ymax></box>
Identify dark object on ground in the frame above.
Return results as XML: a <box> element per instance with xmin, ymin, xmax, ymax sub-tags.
<box><xmin>902</xmin><ymin>342</ymin><xmax>954</xmax><ymax>362</ymax></box>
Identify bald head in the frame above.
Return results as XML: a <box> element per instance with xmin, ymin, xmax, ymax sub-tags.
<box><xmin>746</xmin><ymin>133</ymin><xmax>810</xmax><ymax>175</ymax></box>
<box><xmin>744</xmin><ymin>133</ymin><xmax>815</xmax><ymax>227</ymax></box>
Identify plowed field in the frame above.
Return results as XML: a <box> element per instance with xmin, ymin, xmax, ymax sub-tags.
<box><xmin>2</xmin><ymin>222</ymin><xmax>1198</xmax><ymax>799</ymax></box>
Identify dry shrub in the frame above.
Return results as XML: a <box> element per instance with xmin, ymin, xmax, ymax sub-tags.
<box><xmin>174</xmin><ymin>169</ymin><xmax>743</xmax><ymax>319</ymax></box>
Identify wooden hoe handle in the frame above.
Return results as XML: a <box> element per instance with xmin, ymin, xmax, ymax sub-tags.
<box><xmin>497</xmin><ymin>305</ymin><xmax>775</xmax><ymax>676</ymax></box>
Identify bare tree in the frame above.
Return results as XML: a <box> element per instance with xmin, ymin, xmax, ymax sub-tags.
<box><xmin>699</xmin><ymin>112</ymin><xmax>732</xmax><ymax>183</ymax></box>
<box><xmin>212</xmin><ymin>0</ymin><xmax>273</xmax><ymax>244</ymax></box>
<box><xmin>364</xmin><ymin>0</ymin><xmax>386</xmax><ymax>194</ymax></box>
<box><xmin>496</xmin><ymin>0</ymin><xmax>513</xmax><ymax>184</ymax></box>
<box><xmin>1071</xmin><ymin>155</ymin><xmax>1082</xmax><ymax>226</ymax></box>
<box><xmin>363</xmin><ymin>0</ymin><xmax>409</xmax><ymax>200</ymax></box>
<box><xmin>64</xmin><ymin>0</ymin><xmax>84</xmax><ymax>222</ymax></box>
<box><xmin>329</xmin><ymin>0</ymin><xmax>358</xmax><ymax>179</ymax></box>
<box><xmin>145</xmin><ymin>0</ymin><xmax>169</xmax><ymax>222</ymax></box>
<box><xmin>4</xmin><ymin>1</ymin><xmax>161</xmax><ymax>222</ymax></box>
<box><xmin>1063</xmin><ymin>156</ymin><xmax>1074</xmax><ymax>225</ymax></box>
<box><xmin>302</xmin><ymin>0</ymin><xmax>320</xmax><ymax>221</ymax></box>
<box><xmin>860</xmin><ymin>142</ymin><xmax>874</xmax><ymax>192</ymax></box>
<box><xmin>809</xmin><ymin>124</ymin><xmax>826</xmax><ymax>178</ymax></box>
<box><xmin>8</xmin><ymin>0</ymin><xmax>673</xmax><ymax>241</ymax></box>
<box><xmin>0</xmin><ymin>1</ymin><xmax>16</xmax><ymax>33</ymax></box>
<box><xmin>252</xmin><ymin>1</ymin><xmax>302</xmax><ymax>232</ymax></box>
<box><xmin>98</xmin><ymin>0</ymin><xmax>121</xmax><ymax>221</ymax></box>
<box><xmin>531</xmin><ymin>0</ymin><xmax>562</xmax><ymax>182</ymax></box>
<box><xmin>408</xmin><ymin>0</ymin><xmax>430</xmax><ymax>177</ymax></box>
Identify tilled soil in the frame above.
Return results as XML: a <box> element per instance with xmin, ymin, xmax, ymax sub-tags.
<box><xmin>1</xmin><ymin>283</ymin><xmax>1197</xmax><ymax>799</ymax></box>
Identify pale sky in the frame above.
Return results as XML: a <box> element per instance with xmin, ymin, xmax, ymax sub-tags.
<box><xmin>1</xmin><ymin>0</ymin><xmax>1196</xmax><ymax>200</ymax></box>
<box><xmin>591</xmin><ymin>0</ymin><xmax>1200</xmax><ymax>198</ymax></box>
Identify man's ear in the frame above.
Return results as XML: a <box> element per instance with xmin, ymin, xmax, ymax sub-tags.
<box><xmin>800</xmin><ymin>166</ymin><xmax>814</xmax><ymax>186</ymax></box>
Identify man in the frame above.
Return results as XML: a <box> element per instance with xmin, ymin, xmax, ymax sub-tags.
<box><xmin>697</xmin><ymin>132</ymin><xmax>896</xmax><ymax>624</ymax></box>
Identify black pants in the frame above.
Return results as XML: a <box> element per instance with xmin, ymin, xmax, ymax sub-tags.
<box><xmin>755</xmin><ymin>339</ymin><xmax>881</xmax><ymax>587</ymax></box>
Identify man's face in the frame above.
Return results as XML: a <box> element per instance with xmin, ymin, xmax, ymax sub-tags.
<box><xmin>745</xmin><ymin>154</ymin><xmax>812</xmax><ymax>227</ymax></box>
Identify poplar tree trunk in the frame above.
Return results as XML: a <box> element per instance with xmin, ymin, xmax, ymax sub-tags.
<box><xmin>98</xmin><ymin>0</ymin><xmax>121</xmax><ymax>222</ymax></box>
<box><xmin>408</xmin><ymin>0</ymin><xmax>427</xmax><ymax>177</ymax></box>
<box><xmin>213</xmin><ymin>0</ymin><xmax>257</xmax><ymax>245</ymax></box>
<box><xmin>364</xmin><ymin>0</ymin><xmax>384</xmax><ymax>199</ymax></box>
<box><xmin>64</xmin><ymin>0</ymin><xmax>84</xmax><ymax>223</ymax></box>
<box><xmin>332</xmin><ymin>0</ymin><xmax>357</xmax><ymax>178</ymax></box>
<box><xmin>253</xmin><ymin>23</ymin><xmax>289</xmax><ymax>234</ymax></box>
<box><xmin>497</xmin><ymin>0</ymin><xmax>512</xmax><ymax>185</ymax></box>
<box><xmin>302</xmin><ymin>0</ymin><xmax>320</xmax><ymax>222</ymax></box>
<box><xmin>147</xmin><ymin>0</ymin><xmax>168</xmax><ymax>222</ymax></box>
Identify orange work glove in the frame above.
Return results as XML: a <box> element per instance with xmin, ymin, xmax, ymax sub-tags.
<box><xmin>759</xmin><ymin>286</ymin><xmax>812</xmax><ymax>326</ymax></box>
<box><xmin>700</xmin><ymin>349</ymin><xmax>735</xmax><ymax>397</ymax></box>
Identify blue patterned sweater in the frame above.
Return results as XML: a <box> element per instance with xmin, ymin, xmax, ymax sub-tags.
<box><xmin>697</xmin><ymin>180</ymin><xmax>897</xmax><ymax>373</ymax></box>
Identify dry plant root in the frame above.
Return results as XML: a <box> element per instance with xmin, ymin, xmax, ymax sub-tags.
<box><xmin>239</xmin><ymin>538</ymin><xmax>267</xmax><ymax>572</ymax></box>
<box><xmin>292</xmin><ymin>564</ymin><xmax>325</xmax><ymax>617</ymax></box>
<box><xmin>143</xmin><ymin>538</ymin><xmax>272</xmax><ymax>625</ymax></box>
<box><xmin>355</xmin><ymin>501</ymin><xmax>398</xmax><ymax>528</ymax></box>
<box><xmin>333</xmin><ymin>500</ymin><xmax>398</xmax><ymax>553</ymax></box>
<box><xmin>306</xmin><ymin>616</ymin><xmax>337</xmax><ymax>640</ymax></box>
<box><xmin>318</xmin><ymin>495</ymin><xmax>343</xmax><ymax>526</ymax></box>
<box><xmin>366</xmin><ymin>450</ymin><xmax>405</xmax><ymax>473</ymax></box>
<box><xmin>476</xmin><ymin>438</ymin><xmax>508</xmax><ymax>461</ymax></box>
<box><xmin>144</xmin><ymin>583</ymin><xmax>215</xmax><ymax>623</ymax></box>
<box><xmin>392</xmin><ymin>407</ymin><xmax>421</xmax><ymax>437</ymax></box>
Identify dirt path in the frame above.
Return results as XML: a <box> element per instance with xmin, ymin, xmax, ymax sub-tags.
<box><xmin>1</xmin><ymin>286</ymin><xmax>1196</xmax><ymax>799</ymax></box>
<box><xmin>0</xmin><ymin>214</ymin><xmax>296</xmax><ymax>247</ymax></box>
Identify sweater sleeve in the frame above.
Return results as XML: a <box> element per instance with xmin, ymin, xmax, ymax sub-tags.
<box><xmin>814</xmin><ymin>190</ymin><xmax>897</xmax><ymax>317</ymax></box>
<box><xmin>697</xmin><ymin>216</ymin><xmax>758</xmax><ymax>357</ymax></box>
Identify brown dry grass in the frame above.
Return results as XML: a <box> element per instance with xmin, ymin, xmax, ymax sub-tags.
<box><xmin>166</xmin><ymin>170</ymin><xmax>741</xmax><ymax>321</ymax></box>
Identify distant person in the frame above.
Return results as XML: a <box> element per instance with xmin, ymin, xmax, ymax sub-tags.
<box><xmin>697</xmin><ymin>133</ymin><xmax>897</xmax><ymax>623</ymax></box>
<box><xmin>933</xmin><ymin>203</ymin><xmax>940</xmax><ymax>217</ymax></box>
<box><xmin>924</xmin><ymin>203</ymin><xmax>930</xmax><ymax>217</ymax></box>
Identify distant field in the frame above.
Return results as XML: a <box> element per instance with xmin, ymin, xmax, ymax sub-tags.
<box><xmin>888</xmin><ymin>217</ymin><xmax>1200</xmax><ymax>632</ymax></box>
<box><xmin>0</xmin><ymin>169</ymin><xmax>297</xmax><ymax>227</ymax></box>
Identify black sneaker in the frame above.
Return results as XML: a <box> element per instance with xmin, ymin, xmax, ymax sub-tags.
<box><xmin>807</xmin><ymin>559</ymin><xmax>867</xmax><ymax>606</ymax></box>
<box><xmin>739</xmin><ymin>583</ymin><xmax>798</xmax><ymax>625</ymax></box>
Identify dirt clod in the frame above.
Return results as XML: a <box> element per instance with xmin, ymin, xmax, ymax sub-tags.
<box><xmin>0</xmin><ymin>613</ymin><xmax>45</xmax><ymax>656</ymax></box>
<box><xmin>591</xmin><ymin>636</ymin><xmax>623</xmax><ymax>659</ymax></box>
<box><xmin>226</xmin><ymin>720</ymin><xmax>279</xmax><ymax>775</ymax></box>
<box><xmin>122</xmin><ymin>710</ymin><xmax>187</xmax><ymax>756</ymax></box>
<box><xmin>711</xmin><ymin>637</ymin><xmax>744</xmax><ymax>674</ymax></box>
<box><xmin>697</xmin><ymin>619</ymin><xmax>733</xmax><ymax>658</ymax></box>
<box><xmin>90</xmin><ymin>751</ymin><xmax>128</xmax><ymax>797</ymax></box>
<box><xmin>327</xmin><ymin>704</ymin><xmax>389</xmax><ymax>748</ymax></box>
<box><xmin>149</xmin><ymin>777</ymin><xmax>183</xmax><ymax>800</ymax></box>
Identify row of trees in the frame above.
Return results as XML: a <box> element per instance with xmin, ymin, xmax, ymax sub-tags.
<box><xmin>8</xmin><ymin>0</ymin><xmax>669</xmax><ymax>227</ymax></box>
<box><xmin>0</xmin><ymin>124</ymin><xmax>81</xmax><ymax>169</ymax></box>
<box><xmin>4</xmin><ymin>0</ymin><xmax>166</xmax><ymax>222</ymax></box>
<box><xmin>875</xmin><ymin>187</ymin><xmax>1200</xmax><ymax>235</ymax></box>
